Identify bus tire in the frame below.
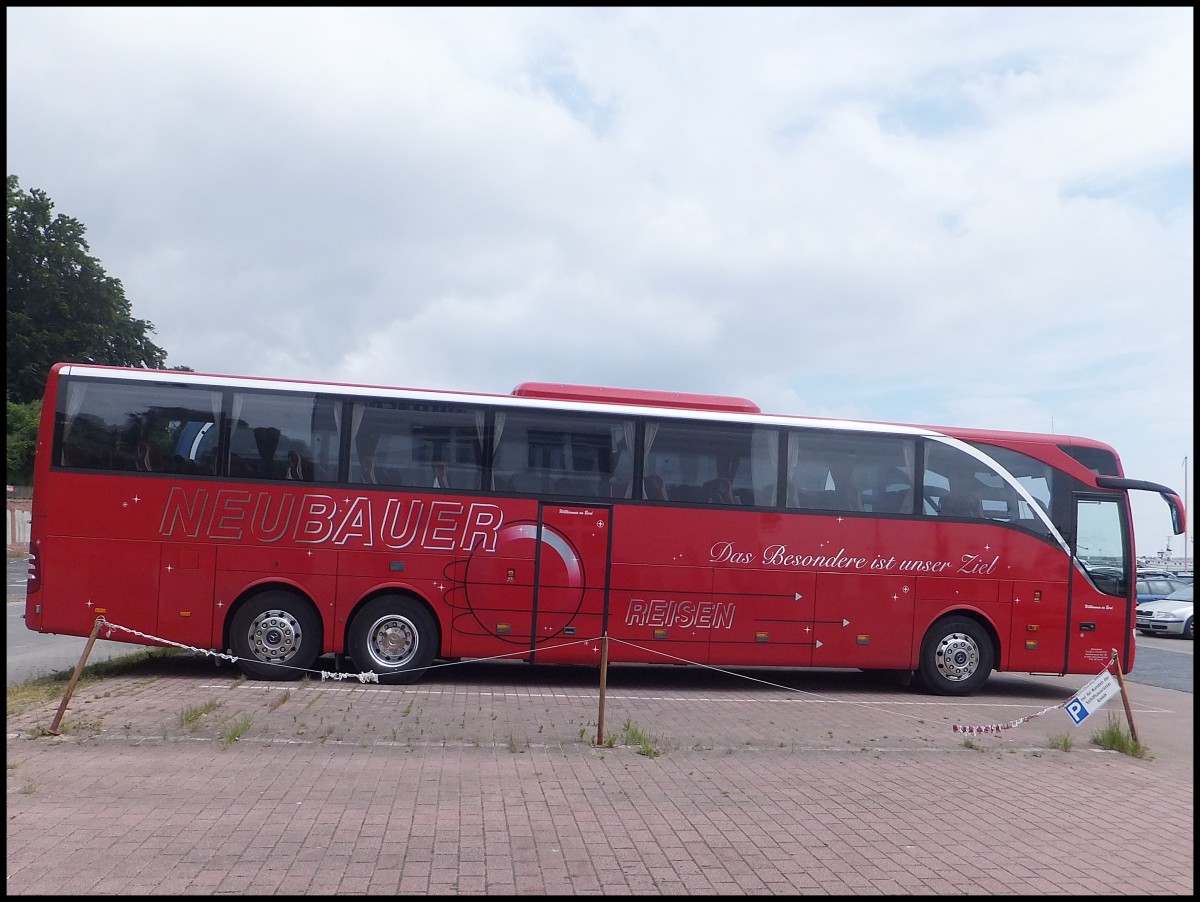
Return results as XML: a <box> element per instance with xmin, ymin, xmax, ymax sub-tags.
<box><xmin>229</xmin><ymin>590</ymin><xmax>322</xmax><ymax>681</ymax></box>
<box><xmin>916</xmin><ymin>615</ymin><xmax>994</xmax><ymax>696</ymax></box>
<box><xmin>348</xmin><ymin>595</ymin><xmax>438</xmax><ymax>685</ymax></box>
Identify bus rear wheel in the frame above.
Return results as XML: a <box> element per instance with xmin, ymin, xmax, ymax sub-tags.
<box><xmin>230</xmin><ymin>590</ymin><xmax>322</xmax><ymax>681</ymax></box>
<box><xmin>916</xmin><ymin>615</ymin><xmax>994</xmax><ymax>696</ymax></box>
<box><xmin>348</xmin><ymin>595</ymin><xmax>438</xmax><ymax>685</ymax></box>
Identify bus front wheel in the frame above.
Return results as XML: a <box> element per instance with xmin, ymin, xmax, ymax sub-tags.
<box><xmin>916</xmin><ymin>615</ymin><xmax>994</xmax><ymax>696</ymax></box>
<box><xmin>229</xmin><ymin>590</ymin><xmax>322</xmax><ymax>681</ymax></box>
<box><xmin>348</xmin><ymin>595</ymin><xmax>438</xmax><ymax>684</ymax></box>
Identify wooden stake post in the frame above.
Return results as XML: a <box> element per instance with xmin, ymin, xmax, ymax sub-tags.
<box><xmin>1110</xmin><ymin>647</ymin><xmax>1139</xmax><ymax>746</ymax></box>
<box><xmin>595</xmin><ymin>633</ymin><xmax>609</xmax><ymax>747</ymax></box>
<box><xmin>48</xmin><ymin>617</ymin><xmax>105</xmax><ymax>735</ymax></box>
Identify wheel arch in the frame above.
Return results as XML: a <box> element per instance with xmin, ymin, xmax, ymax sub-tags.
<box><xmin>914</xmin><ymin>604</ymin><xmax>1002</xmax><ymax>669</ymax></box>
<box><xmin>222</xmin><ymin>580</ymin><xmax>323</xmax><ymax>654</ymax></box>
<box><xmin>341</xmin><ymin>587</ymin><xmax>443</xmax><ymax>660</ymax></box>
<box><xmin>914</xmin><ymin>608</ymin><xmax>1003</xmax><ymax>696</ymax></box>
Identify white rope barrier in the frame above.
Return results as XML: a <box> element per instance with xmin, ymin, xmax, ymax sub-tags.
<box><xmin>90</xmin><ymin>617</ymin><xmax>1117</xmax><ymax>736</ymax></box>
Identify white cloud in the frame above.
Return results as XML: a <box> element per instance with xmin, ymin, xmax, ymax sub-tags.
<box><xmin>6</xmin><ymin>6</ymin><xmax>1193</xmax><ymax>557</ymax></box>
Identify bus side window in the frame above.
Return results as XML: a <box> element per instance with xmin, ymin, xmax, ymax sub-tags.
<box><xmin>230</xmin><ymin>391</ymin><xmax>337</xmax><ymax>481</ymax></box>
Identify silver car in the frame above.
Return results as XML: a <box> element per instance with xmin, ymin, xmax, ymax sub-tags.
<box><xmin>1136</xmin><ymin>583</ymin><xmax>1194</xmax><ymax>640</ymax></box>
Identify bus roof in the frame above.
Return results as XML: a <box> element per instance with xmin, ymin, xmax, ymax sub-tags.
<box><xmin>512</xmin><ymin>382</ymin><xmax>761</xmax><ymax>414</ymax></box>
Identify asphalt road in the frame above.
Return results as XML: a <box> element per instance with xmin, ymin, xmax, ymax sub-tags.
<box><xmin>7</xmin><ymin>555</ymin><xmax>1193</xmax><ymax>691</ymax></box>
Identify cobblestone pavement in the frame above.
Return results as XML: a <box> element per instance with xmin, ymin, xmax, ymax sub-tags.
<box><xmin>6</xmin><ymin>657</ymin><xmax>1193</xmax><ymax>895</ymax></box>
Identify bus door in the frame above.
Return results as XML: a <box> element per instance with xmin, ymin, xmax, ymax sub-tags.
<box><xmin>456</xmin><ymin>500</ymin><xmax>612</xmax><ymax>663</ymax></box>
<box><xmin>1064</xmin><ymin>493</ymin><xmax>1135</xmax><ymax>675</ymax></box>
<box><xmin>529</xmin><ymin>501</ymin><xmax>612</xmax><ymax>664</ymax></box>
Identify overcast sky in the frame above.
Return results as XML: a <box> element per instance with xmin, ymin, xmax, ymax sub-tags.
<box><xmin>7</xmin><ymin>7</ymin><xmax>1194</xmax><ymax>559</ymax></box>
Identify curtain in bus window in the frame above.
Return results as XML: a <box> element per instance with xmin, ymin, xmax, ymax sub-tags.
<box><xmin>753</xmin><ymin>428</ymin><xmax>779</xmax><ymax>506</ymax></box>
<box><xmin>829</xmin><ymin>457</ymin><xmax>862</xmax><ymax>511</ymax></box>
<box><xmin>609</xmin><ymin>422</ymin><xmax>636</xmax><ymax>499</ymax></box>
<box><xmin>784</xmin><ymin>432</ymin><xmax>801</xmax><ymax>506</ymax></box>
<box><xmin>641</xmin><ymin>423</ymin><xmax>662</xmax><ymax>499</ymax></box>
<box><xmin>225</xmin><ymin>395</ymin><xmax>243</xmax><ymax>475</ymax></box>
<box><xmin>474</xmin><ymin>411</ymin><xmax>488</xmax><ymax>489</ymax></box>
<box><xmin>253</xmin><ymin>427</ymin><xmax>281</xmax><ymax>467</ymax></box>
<box><xmin>349</xmin><ymin>403</ymin><xmax>382</xmax><ymax>484</ymax></box>
<box><xmin>348</xmin><ymin>404</ymin><xmax>373</xmax><ymax>482</ymax></box>
<box><xmin>230</xmin><ymin>391</ymin><xmax>335</xmax><ymax>481</ymax></box>
<box><xmin>490</xmin><ymin>413</ymin><xmax>506</xmax><ymax>490</ymax></box>
<box><xmin>895</xmin><ymin>442</ymin><xmax>916</xmax><ymax>513</ymax></box>
<box><xmin>59</xmin><ymin>381</ymin><xmax>89</xmax><ymax>466</ymax></box>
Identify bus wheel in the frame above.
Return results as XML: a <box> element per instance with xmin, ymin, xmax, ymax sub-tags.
<box><xmin>916</xmin><ymin>615</ymin><xmax>994</xmax><ymax>696</ymax></box>
<box><xmin>229</xmin><ymin>590</ymin><xmax>322</xmax><ymax>681</ymax></box>
<box><xmin>348</xmin><ymin>595</ymin><xmax>438</xmax><ymax>684</ymax></box>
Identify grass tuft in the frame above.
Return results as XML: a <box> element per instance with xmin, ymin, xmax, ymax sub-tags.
<box><xmin>620</xmin><ymin>718</ymin><xmax>662</xmax><ymax>757</ymax></box>
<box><xmin>1090</xmin><ymin>714</ymin><xmax>1151</xmax><ymax>759</ymax></box>
<box><xmin>180</xmin><ymin>699</ymin><xmax>221</xmax><ymax>727</ymax></box>
<box><xmin>1048</xmin><ymin>732</ymin><xmax>1073</xmax><ymax>752</ymax></box>
<box><xmin>220</xmin><ymin>717</ymin><xmax>253</xmax><ymax>748</ymax></box>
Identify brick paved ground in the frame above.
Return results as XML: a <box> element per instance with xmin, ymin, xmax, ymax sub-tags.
<box><xmin>6</xmin><ymin>657</ymin><xmax>1193</xmax><ymax>895</ymax></box>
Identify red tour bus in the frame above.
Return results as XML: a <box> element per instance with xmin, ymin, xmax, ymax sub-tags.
<box><xmin>25</xmin><ymin>363</ymin><xmax>1185</xmax><ymax>695</ymax></box>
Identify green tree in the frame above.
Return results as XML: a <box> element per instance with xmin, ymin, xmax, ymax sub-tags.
<box><xmin>6</xmin><ymin>399</ymin><xmax>40</xmax><ymax>485</ymax></box>
<box><xmin>6</xmin><ymin>174</ymin><xmax>171</xmax><ymax>404</ymax></box>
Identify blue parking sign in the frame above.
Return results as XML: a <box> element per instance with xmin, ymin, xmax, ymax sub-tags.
<box><xmin>1064</xmin><ymin>670</ymin><xmax>1119</xmax><ymax>726</ymax></box>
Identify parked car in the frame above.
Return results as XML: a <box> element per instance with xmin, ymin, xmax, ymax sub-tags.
<box><xmin>1137</xmin><ymin>568</ymin><xmax>1185</xmax><ymax>579</ymax></box>
<box><xmin>1135</xmin><ymin>576</ymin><xmax>1191</xmax><ymax>604</ymax></box>
<box><xmin>1136</xmin><ymin>583</ymin><xmax>1194</xmax><ymax>640</ymax></box>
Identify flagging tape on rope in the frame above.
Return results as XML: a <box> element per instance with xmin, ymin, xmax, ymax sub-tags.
<box><xmin>951</xmin><ymin>703</ymin><xmax>1062</xmax><ymax>735</ymax></box>
<box><xmin>320</xmin><ymin>670</ymin><xmax>380</xmax><ymax>683</ymax></box>
<box><xmin>95</xmin><ymin>618</ymin><xmax>382</xmax><ymax>683</ymax></box>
